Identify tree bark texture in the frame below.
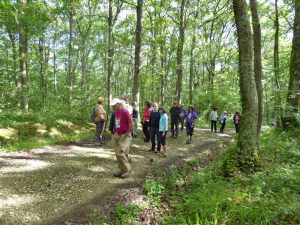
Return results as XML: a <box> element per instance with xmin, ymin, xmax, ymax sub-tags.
<box><xmin>233</xmin><ymin>0</ymin><xmax>259</xmax><ymax>171</ymax></box>
<box><xmin>19</xmin><ymin>0</ymin><xmax>29</xmax><ymax>112</ymax></box>
<box><xmin>273</xmin><ymin>0</ymin><xmax>283</xmax><ymax>127</ymax></box>
<box><xmin>283</xmin><ymin>1</ymin><xmax>300</xmax><ymax>129</ymax></box>
<box><xmin>250</xmin><ymin>0</ymin><xmax>263</xmax><ymax>137</ymax></box>
<box><xmin>133</xmin><ymin>0</ymin><xmax>143</xmax><ymax>108</ymax></box>
<box><xmin>176</xmin><ymin>0</ymin><xmax>186</xmax><ymax>103</ymax></box>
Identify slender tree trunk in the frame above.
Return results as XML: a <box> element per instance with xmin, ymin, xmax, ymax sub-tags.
<box><xmin>53</xmin><ymin>20</ymin><xmax>58</xmax><ymax>97</ymax></box>
<box><xmin>38</xmin><ymin>37</ymin><xmax>47</xmax><ymax>106</ymax></box>
<box><xmin>189</xmin><ymin>34</ymin><xmax>196</xmax><ymax>105</ymax></box>
<box><xmin>274</xmin><ymin>0</ymin><xmax>282</xmax><ymax>127</ymax></box>
<box><xmin>107</xmin><ymin>0</ymin><xmax>114</xmax><ymax>108</ymax></box>
<box><xmin>176</xmin><ymin>0</ymin><xmax>186</xmax><ymax>103</ymax></box>
<box><xmin>19</xmin><ymin>0</ymin><xmax>29</xmax><ymax>112</ymax></box>
<box><xmin>159</xmin><ymin>38</ymin><xmax>166</xmax><ymax>105</ymax></box>
<box><xmin>233</xmin><ymin>0</ymin><xmax>259</xmax><ymax>171</ymax></box>
<box><xmin>133</xmin><ymin>0</ymin><xmax>143</xmax><ymax>108</ymax></box>
<box><xmin>68</xmin><ymin>0</ymin><xmax>74</xmax><ymax>107</ymax></box>
<box><xmin>250</xmin><ymin>0</ymin><xmax>263</xmax><ymax>138</ymax></box>
<box><xmin>282</xmin><ymin>1</ymin><xmax>300</xmax><ymax>129</ymax></box>
<box><xmin>7</xmin><ymin>30</ymin><xmax>21</xmax><ymax>108</ymax></box>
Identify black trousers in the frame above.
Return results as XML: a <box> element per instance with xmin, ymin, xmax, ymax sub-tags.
<box><xmin>211</xmin><ymin>120</ymin><xmax>217</xmax><ymax>132</ymax></box>
<box><xmin>142</xmin><ymin>121</ymin><xmax>150</xmax><ymax>141</ymax></box>
<box><xmin>235</xmin><ymin>123</ymin><xmax>240</xmax><ymax>133</ymax></box>
<box><xmin>171</xmin><ymin>118</ymin><xmax>179</xmax><ymax>137</ymax></box>
<box><xmin>179</xmin><ymin>117</ymin><xmax>184</xmax><ymax>131</ymax></box>
<box><xmin>150</xmin><ymin>127</ymin><xmax>161</xmax><ymax>151</ymax></box>
<box><xmin>220</xmin><ymin>122</ymin><xmax>226</xmax><ymax>133</ymax></box>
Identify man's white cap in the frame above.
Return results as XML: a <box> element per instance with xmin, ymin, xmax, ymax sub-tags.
<box><xmin>110</xmin><ymin>98</ymin><xmax>123</xmax><ymax>106</ymax></box>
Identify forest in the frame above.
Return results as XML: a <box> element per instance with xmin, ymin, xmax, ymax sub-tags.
<box><xmin>0</xmin><ymin>0</ymin><xmax>299</xmax><ymax>224</ymax></box>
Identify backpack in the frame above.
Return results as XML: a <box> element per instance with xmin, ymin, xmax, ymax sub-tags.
<box><xmin>90</xmin><ymin>107</ymin><xmax>96</xmax><ymax>122</ymax></box>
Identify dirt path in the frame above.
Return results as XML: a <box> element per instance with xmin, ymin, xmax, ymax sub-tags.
<box><xmin>0</xmin><ymin>129</ymin><xmax>234</xmax><ymax>225</ymax></box>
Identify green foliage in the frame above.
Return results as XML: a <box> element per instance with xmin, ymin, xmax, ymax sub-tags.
<box><xmin>161</xmin><ymin>129</ymin><xmax>300</xmax><ymax>224</ymax></box>
<box><xmin>144</xmin><ymin>179</ymin><xmax>165</xmax><ymax>206</ymax></box>
<box><xmin>0</xmin><ymin>111</ymin><xmax>94</xmax><ymax>152</ymax></box>
<box><xmin>114</xmin><ymin>203</ymin><xmax>141</xmax><ymax>225</ymax></box>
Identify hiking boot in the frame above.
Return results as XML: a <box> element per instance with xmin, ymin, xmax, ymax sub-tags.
<box><xmin>113</xmin><ymin>172</ymin><xmax>123</xmax><ymax>178</ymax></box>
<box><xmin>154</xmin><ymin>150</ymin><xmax>158</xmax><ymax>153</ymax></box>
<box><xmin>120</xmin><ymin>172</ymin><xmax>130</xmax><ymax>179</ymax></box>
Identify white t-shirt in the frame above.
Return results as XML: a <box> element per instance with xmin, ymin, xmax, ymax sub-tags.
<box><xmin>210</xmin><ymin>110</ymin><xmax>218</xmax><ymax>121</ymax></box>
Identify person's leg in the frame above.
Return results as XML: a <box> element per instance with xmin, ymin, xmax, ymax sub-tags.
<box><xmin>186</xmin><ymin>125</ymin><xmax>192</xmax><ymax>143</ymax></box>
<box><xmin>160</xmin><ymin>131</ymin><xmax>167</xmax><ymax>157</ymax></box>
<box><xmin>155</xmin><ymin>128</ymin><xmax>161</xmax><ymax>152</ymax></box>
<box><xmin>150</xmin><ymin>127</ymin><xmax>155</xmax><ymax>151</ymax></box>
<box><xmin>171</xmin><ymin>119</ymin><xmax>175</xmax><ymax>137</ymax></box>
<box><xmin>145</xmin><ymin>122</ymin><xmax>150</xmax><ymax>141</ymax></box>
<box><xmin>223</xmin><ymin>122</ymin><xmax>226</xmax><ymax>132</ymax></box>
<box><xmin>214</xmin><ymin>121</ymin><xmax>217</xmax><ymax>132</ymax></box>
<box><xmin>99</xmin><ymin>121</ymin><xmax>105</xmax><ymax>141</ymax></box>
<box><xmin>175</xmin><ymin>119</ymin><xmax>179</xmax><ymax>137</ymax></box>
<box><xmin>133</xmin><ymin>118</ymin><xmax>138</xmax><ymax>136</ymax></box>
<box><xmin>95</xmin><ymin>121</ymin><xmax>102</xmax><ymax>141</ymax></box>
<box><xmin>142</xmin><ymin>122</ymin><xmax>147</xmax><ymax>139</ymax></box>
<box><xmin>236</xmin><ymin>124</ymin><xmax>239</xmax><ymax>133</ymax></box>
<box><xmin>115</xmin><ymin>134</ymin><xmax>131</xmax><ymax>178</ymax></box>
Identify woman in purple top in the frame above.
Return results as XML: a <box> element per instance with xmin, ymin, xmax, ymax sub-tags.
<box><xmin>233</xmin><ymin>112</ymin><xmax>241</xmax><ymax>133</ymax></box>
<box><xmin>183</xmin><ymin>105</ymin><xmax>198</xmax><ymax>144</ymax></box>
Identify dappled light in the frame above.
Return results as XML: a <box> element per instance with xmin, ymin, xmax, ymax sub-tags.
<box><xmin>0</xmin><ymin>158</ymin><xmax>52</xmax><ymax>174</ymax></box>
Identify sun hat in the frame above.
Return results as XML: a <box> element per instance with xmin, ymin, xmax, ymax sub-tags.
<box><xmin>110</xmin><ymin>98</ymin><xmax>123</xmax><ymax>106</ymax></box>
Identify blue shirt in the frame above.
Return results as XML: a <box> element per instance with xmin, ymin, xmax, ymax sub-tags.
<box><xmin>159</xmin><ymin>113</ymin><xmax>168</xmax><ymax>132</ymax></box>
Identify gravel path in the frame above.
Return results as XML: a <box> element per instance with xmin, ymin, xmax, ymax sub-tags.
<box><xmin>0</xmin><ymin>129</ymin><xmax>234</xmax><ymax>225</ymax></box>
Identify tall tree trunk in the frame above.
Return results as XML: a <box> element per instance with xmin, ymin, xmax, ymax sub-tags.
<box><xmin>38</xmin><ymin>37</ymin><xmax>47</xmax><ymax>106</ymax></box>
<box><xmin>233</xmin><ymin>0</ymin><xmax>259</xmax><ymax>171</ymax></box>
<box><xmin>283</xmin><ymin>1</ymin><xmax>300</xmax><ymax>129</ymax></box>
<box><xmin>53</xmin><ymin>20</ymin><xmax>58</xmax><ymax>97</ymax></box>
<box><xmin>68</xmin><ymin>0</ymin><xmax>74</xmax><ymax>107</ymax></box>
<box><xmin>250</xmin><ymin>0</ymin><xmax>263</xmax><ymax>138</ymax></box>
<box><xmin>133</xmin><ymin>0</ymin><xmax>143</xmax><ymax>108</ymax></box>
<box><xmin>274</xmin><ymin>0</ymin><xmax>282</xmax><ymax>127</ymax></box>
<box><xmin>176</xmin><ymin>0</ymin><xmax>186</xmax><ymax>103</ymax></box>
<box><xmin>7</xmin><ymin>30</ymin><xmax>21</xmax><ymax>108</ymax></box>
<box><xmin>107</xmin><ymin>0</ymin><xmax>114</xmax><ymax>108</ymax></box>
<box><xmin>19</xmin><ymin>0</ymin><xmax>29</xmax><ymax>112</ymax></box>
<box><xmin>189</xmin><ymin>34</ymin><xmax>196</xmax><ymax>105</ymax></box>
<box><xmin>159</xmin><ymin>37</ymin><xmax>166</xmax><ymax>105</ymax></box>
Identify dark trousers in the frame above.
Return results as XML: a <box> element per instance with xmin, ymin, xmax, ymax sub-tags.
<box><xmin>235</xmin><ymin>123</ymin><xmax>240</xmax><ymax>133</ymax></box>
<box><xmin>171</xmin><ymin>118</ymin><xmax>179</xmax><ymax>137</ymax></box>
<box><xmin>211</xmin><ymin>120</ymin><xmax>217</xmax><ymax>132</ymax></box>
<box><xmin>95</xmin><ymin>121</ymin><xmax>105</xmax><ymax>141</ymax></box>
<box><xmin>150</xmin><ymin>127</ymin><xmax>161</xmax><ymax>151</ymax></box>
<box><xmin>220</xmin><ymin>122</ymin><xmax>226</xmax><ymax>133</ymax></box>
<box><xmin>142</xmin><ymin>121</ymin><xmax>150</xmax><ymax>141</ymax></box>
<box><xmin>186</xmin><ymin>124</ymin><xmax>194</xmax><ymax>136</ymax></box>
<box><xmin>179</xmin><ymin>117</ymin><xmax>184</xmax><ymax>131</ymax></box>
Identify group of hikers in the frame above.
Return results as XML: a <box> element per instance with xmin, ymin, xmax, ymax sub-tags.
<box><xmin>92</xmin><ymin>97</ymin><xmax>241</xmax><ymax>179</ymax></box>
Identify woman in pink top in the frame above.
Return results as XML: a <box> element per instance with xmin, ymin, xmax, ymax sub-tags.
<box><xmin>142</xmin><ymin>101</ymin><xmax>152</xmax><ymax>142</ymax></box>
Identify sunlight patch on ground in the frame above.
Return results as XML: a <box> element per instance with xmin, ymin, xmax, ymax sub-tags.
<box><xmin>0</xmin><ymin>194</ymin><xmax>38</xmax><ymax>209</ymax></box>
<box><xmin>88</xmin><ymin>166</ymin><xmax>106</xmax><ymax>173</ymax></box>
<box><xmin>0</xmin><ymin>158</ymin><xmax>52</xmax><ymax>173</ymax></box>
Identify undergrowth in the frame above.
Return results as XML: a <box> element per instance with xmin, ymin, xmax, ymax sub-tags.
<box><xmin>109</xmin><ymin>128</ymin><xmax>300</xmax><ymax>225</ymax></box>
<box><xmin>0</xmin><ymin>110</ymin><xmax>95</xmax><ymax>152</ymax></box>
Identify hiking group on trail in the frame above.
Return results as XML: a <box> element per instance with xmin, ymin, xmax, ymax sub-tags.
<box><xmin>91</xmin><ymin>97</ymin><xmax>241</xmax><ymax>179</ymax></box>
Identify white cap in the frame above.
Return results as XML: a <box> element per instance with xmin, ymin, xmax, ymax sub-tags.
<box><xmin>110</xmin><ymin>98</ymin><xmax>123</xmax><ymax>106</ymax></box>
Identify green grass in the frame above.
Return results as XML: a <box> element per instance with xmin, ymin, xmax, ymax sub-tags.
<box><xmin>0</xmin><ymin>110</ymin><xmax>95</xmax><ymax>152</ymax></box>
<box><xmin>160</xmin><ymin>128</ymin><xmax>300</xmax><ymax>225</ymax></box>
<box><xmin>130</xmin><ymin>128</ymin><xmax>299</xmax><ymax>225</ymax></box>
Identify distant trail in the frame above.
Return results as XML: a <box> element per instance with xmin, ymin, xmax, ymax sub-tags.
<box><xmin>0</xmin><ymin>129</ymin><xmax>234</xmax><ymax>225</ymax></box>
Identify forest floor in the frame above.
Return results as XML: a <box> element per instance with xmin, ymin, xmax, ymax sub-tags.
<box><xmin>0</xmin><ymin>128</ymin><xmax>234</xmax><ymax>225</ymax></box>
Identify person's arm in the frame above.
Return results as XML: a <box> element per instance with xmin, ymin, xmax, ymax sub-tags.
<box><xmin>126</xmin><ymin>118</ymin><xmax>133</xmax><ymax>138</ymax></box>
